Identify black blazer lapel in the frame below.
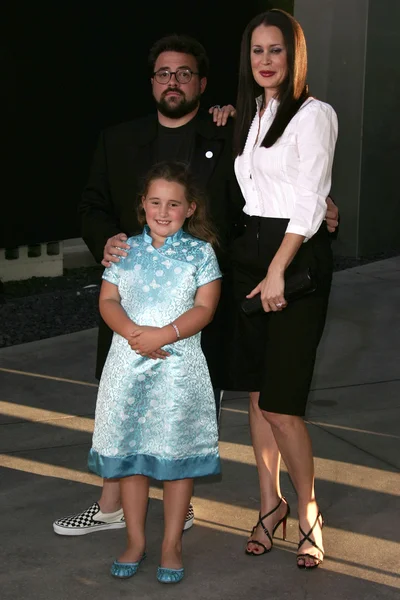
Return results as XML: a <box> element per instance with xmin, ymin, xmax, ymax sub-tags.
<box><xmin>191</xmin><ymin>137</ymin><xmax>224</xmax><ymax>187</ymax></box>
<box><xmin>128</xmin><ymin>115</ymin><xmax>158</xmax><ymax>180</ymax></box>
<box><xmin>191</xmin><ymin>111</ymin><xmax>226</xmax><ymax>186</ymax></box>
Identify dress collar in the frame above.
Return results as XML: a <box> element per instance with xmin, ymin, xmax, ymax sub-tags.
<box><xmin>143</xmin><ymin>225</ymin><xmax>184</xmax><ymax>246</ymax></box>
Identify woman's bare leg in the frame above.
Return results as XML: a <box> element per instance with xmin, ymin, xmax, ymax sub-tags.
<box><xmin>118</xmin><ymin>475</ymin><xmax>149</xmax><ymax>563</ymax></box>
<box><xmin>246</xmin><ymin>392</ymin><xmax>289</xmax><ymax>554</ymax></box>
<box><xmin>263</xmin><ymin>411</ymin><xmax>324</xmax><ymax>567</ymax></box>
<box><xmin>162</xmin><ymin>479</ymin><xmax>193</xmax><ymax>568</ymax></box>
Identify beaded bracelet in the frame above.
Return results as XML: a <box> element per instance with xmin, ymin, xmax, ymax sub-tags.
<box><xmin>171</xmin><ymin>323</ymin><xmax>180</xmax><ymax>340</ymax></box>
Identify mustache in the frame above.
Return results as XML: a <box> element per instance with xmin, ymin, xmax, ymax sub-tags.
<box><xmin>162</xmin><ymin>88</ymin><xmax>184</xmax><ymax>98</ymax></box>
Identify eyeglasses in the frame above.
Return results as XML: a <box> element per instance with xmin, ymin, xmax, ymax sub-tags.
<box><xmin>153</xmin><ymin>68</ymin><xmax>199</xmax><ymax>84</ymax></box>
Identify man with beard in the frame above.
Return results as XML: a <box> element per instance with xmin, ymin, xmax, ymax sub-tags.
<box><xmin>53</xmin><ymin>34</ymin><xmax>339</xmax><ymax>537</ymax></box>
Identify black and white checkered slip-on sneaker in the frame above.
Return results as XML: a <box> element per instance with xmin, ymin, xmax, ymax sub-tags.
<box><xmin>53</xmin><ymin>502</ymin><xmax>126</xmax><ymax>536</ymax></box>
<box><xmin>183</xmin><ymin>503</ymin><xmax>194</xmax><ymax>531</ymax></box>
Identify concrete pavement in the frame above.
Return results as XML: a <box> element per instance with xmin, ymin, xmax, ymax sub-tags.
<box><xmin>0</xmin><ymin>257</ymin><xmax>399</xmax><ymax>600</ymax></box>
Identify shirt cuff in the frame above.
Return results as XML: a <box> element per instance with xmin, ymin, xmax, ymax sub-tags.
<box><xmin>285</xmin><ymin>223</ymin><xmax>311</xmax><ymax>242</ymax></box>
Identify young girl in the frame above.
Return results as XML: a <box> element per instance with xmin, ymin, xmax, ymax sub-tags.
<box><xmin>88</xmin><ymin>161</ymin><xmax>222</xmax><ymax>584</ymax></box>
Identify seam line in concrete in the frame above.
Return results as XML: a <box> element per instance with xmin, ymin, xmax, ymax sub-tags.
<box><xmin>307</xmin><ymin>421</ymin><xmax>400</xmax><ymax>472</ymax></box>
<box><xmin>0</xmin><ymin>367</ymin><xmax>98</xmax><ymax>387</ymax></box>
<box><xmin>0</xmin><ymin>441</ymin><xmax>91</xmax><ymax>455</ymax></box>
<box><xmin>311</xmin><ymin>377</ymin><xmax>400</xmax><ymax>392</ymax></box>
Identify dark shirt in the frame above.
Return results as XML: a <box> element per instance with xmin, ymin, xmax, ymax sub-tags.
<box><xmin>154</xmin><ymin>118</ymin><xmax>197</xmax><ymax>165</ymax></box>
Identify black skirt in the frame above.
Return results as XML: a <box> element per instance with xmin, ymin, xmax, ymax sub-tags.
<box><xmin>222</xmin><ymin>214</ymin><xmax>333</xmax><ymax>416</ymax></box>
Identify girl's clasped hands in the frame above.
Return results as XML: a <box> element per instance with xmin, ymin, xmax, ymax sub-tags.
<box><xmin>128</xmin><ymin>326</ymin><xmax>171</xmax><ymax>360</ymax></box>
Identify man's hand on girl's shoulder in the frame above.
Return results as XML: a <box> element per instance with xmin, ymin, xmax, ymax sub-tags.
<box><xmin>102</xmin><ymin>233</ymin><xmax>130</xmax><ymax>267</ymax></box>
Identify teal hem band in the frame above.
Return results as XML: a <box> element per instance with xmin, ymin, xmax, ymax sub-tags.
<box><xmin>88</xmin><ymin>448</ymin><xmax>221</xmax><ymax>481</ymax></box>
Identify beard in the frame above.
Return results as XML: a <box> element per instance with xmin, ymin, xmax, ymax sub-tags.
<box><xmin>155</xmin><ymin>89</ymin><xmax>201</xmax><ymax>119</ymax></box>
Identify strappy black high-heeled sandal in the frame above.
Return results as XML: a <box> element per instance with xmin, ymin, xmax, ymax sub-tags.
<box><xmin>245</xmin><ymin>496</ymin><xmax>290</xmax><ymax>556</ymax></box>
<box><xmin>297</xmin><ymin>510</ymin><xmax>325</xmax><ymax>569</ymax></box>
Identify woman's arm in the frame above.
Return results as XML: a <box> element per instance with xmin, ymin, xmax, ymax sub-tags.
<box><xmin>246</xmin><ymin>233</ymin><xmax>304</xmax><ymax>312</ymax></box>
<box><xmin>248</xmin><ymin>102</ymin><xmax>338</xmax><ymax>313</ymax></box>
<box><xmin>286</xmin><ymin>101</ymin><xmax>338</xmax><ymax>240</ymax></box>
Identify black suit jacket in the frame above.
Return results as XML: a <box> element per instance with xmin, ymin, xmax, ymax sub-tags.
<box><xmin>79</xmin><ymin>109</ymin><xmax>244</xmax><ymax>382</ymax></box>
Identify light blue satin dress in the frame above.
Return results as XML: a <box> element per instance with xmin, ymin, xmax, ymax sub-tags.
<box><xmin>88</xmin><ymin>227</ymin><xmax>222</xmax><ymax>481</ymax></box>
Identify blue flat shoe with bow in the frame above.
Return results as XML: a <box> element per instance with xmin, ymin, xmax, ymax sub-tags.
<box><xmin>110</xmin><ymin>553</ymin><xmax>146</xmax><ymax>578</ymax></box>
<box><xmin>156</xmin><ymin>566</ymin><xmax>185</xmax><ymax>584</ymax></box>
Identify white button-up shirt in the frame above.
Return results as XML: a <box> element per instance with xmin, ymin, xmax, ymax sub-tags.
<box><xmin>234</xmin><ymin>96</ymin><xmax>338</xmax><ymax>240</ymax></box>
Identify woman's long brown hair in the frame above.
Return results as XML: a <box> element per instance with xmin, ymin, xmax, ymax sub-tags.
<box><xmin>234</xmin><ymin>9</ymin><xmax>309</xmax><ymax>155</ymax></box>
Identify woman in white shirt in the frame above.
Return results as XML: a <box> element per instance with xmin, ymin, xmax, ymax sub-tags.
<box><xmin>229</xmin><ymin>9</ymin><xmax>338</xmax><ymax>569</ymax></box>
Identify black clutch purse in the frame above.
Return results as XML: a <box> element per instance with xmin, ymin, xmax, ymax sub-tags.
<box><xmin>241</xmin><ymin>268</ymin><xmax>316</xmax><ymax>316</ymax></box>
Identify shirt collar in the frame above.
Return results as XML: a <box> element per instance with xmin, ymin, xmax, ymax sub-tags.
<box><xmin>143</xmin><ymin>225</ymin><xmax>184</xmax><ymax>246</ymax></box>
<box><xmin>256</xmin><ymin>95</ymin><xmax>279</xmax><ymax>114</ymax></box>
